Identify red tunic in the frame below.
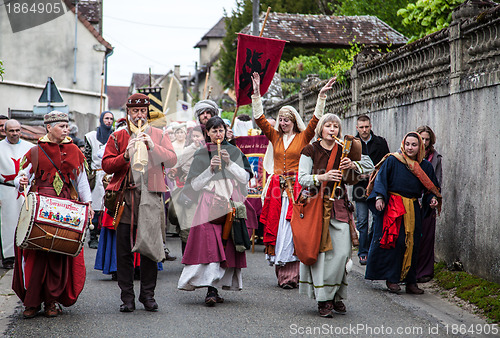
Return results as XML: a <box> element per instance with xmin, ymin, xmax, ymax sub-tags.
<box><xmin>102</xmin><ymin>126</ymin><xmax>177</xmax><ymax>192</ymax></box>
<box><xmin>12</xmin><ymin>139</ymin><xmax>86</xmax><ymax>308</ymax></box>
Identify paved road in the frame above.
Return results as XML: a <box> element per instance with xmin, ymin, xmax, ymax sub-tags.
<box><xmin>0</xmin><ymin>237</ymin><xmax>494</xmax><ymax>337</ymax></box>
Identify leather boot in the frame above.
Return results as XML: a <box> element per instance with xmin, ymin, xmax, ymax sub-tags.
<box><xmin>406</xmin><ymin>283</ymin><xmax>424</xmax><ymax>294</ymax></box>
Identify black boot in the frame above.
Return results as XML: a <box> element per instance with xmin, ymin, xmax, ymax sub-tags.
<box><xmin>88</xmin><ymin>227</ymin><xmax>99</xmax><ymax>249</ymax></box>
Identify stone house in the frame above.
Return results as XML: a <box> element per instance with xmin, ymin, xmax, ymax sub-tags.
<box><xmin>0</xmin><ymin>0</ymin><xmax>113</xmax><ymax>135</ymax></box>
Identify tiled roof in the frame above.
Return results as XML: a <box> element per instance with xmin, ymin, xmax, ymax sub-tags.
<box><xmin>240</xmin><ymin>12</ymin><xmax>407</xmax><ymax>47</ymax></box>
<box><xmin>20</xmin><ymin>125</ymin><xmax>46</xmax><ymax>142</ymax></box>
<box><xmin>131</xmin><ymin>73</ymin><xmax>165</xmax><ymax>90</ymax></box>
<box><xmin>63</xmin><ymin>0</ymin><xmax>113</xmax><ymax>51</ymax></box>
<box><xmin>77</xmin><ymin>1</ymin><xmax>100</xmax><ymax>24</ymax></box>
<box><xmin>107</xmin><ymin>86</ymin><xmax>129</xmax><ymax>110</ymax></box>
<box><xmin>195</xmin><ymin>17</ymin><xmax>227</xmax><ymax>48</ymax></box>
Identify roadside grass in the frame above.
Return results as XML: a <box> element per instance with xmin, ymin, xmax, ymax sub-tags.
<box><xmin>434</xmin><ymin>262</ymin><xmax>500</xmax><ymax>323</ymax></box>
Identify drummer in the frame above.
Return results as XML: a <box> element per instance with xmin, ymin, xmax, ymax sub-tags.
<box><xmin>13</xmin><ymin>111</ymin><xmax>93</xmax><ymax>319</ymax></box>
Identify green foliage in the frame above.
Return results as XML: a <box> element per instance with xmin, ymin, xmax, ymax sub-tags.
<box><xmin>279</xmin><ymin>43</ymin><xmax>361</xmax><ymax>96</ymax></box>
<box><xmin>397</xmin><ymin>0</ymin><xmax>465</xmax><ymax>42</ymax></box>
<box><xmin>217</xmin><ymin>0</ymin><xmax>254</xmax><ymax>90</ymax></box>
<box><xmin>216</xmin><ymin>0</ymin><xmax>329</xmax><ymax>90</ymax></box>
<box><xmin>220</xmin><ymin>105</ymin><xmax>252</xmax><ymax>122</ymax></box>
<box><xmin>332</xmin><ymin>0</ymin><xmax>417</xmax><ymax>38</ymax></box>
<box><xmin>0</xmin><ymin>60</ymin><xmax>4</xmax><ymax>80</ymax></box>
<box><xmin>434</xmin><ymin>262</ymin><xmax>500</xmax><ymax>323</ymax></box>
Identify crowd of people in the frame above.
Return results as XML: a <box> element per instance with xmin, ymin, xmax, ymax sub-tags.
<box><xmin>0</xmin><ymin>83</ymin><xmax>442</xmax><ymax>318</ymax></box>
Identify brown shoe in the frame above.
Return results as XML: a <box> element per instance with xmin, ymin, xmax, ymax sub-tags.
<box><xmin>318</xmin><ymin>301</ymin><xmax>333</xmax><ymax>318</ymax></box>
<box><xmin>333</xmin><ymin>300</ymin><xmax>346</xmax><ymax>314</ymax></box>
<box><xmin>44</xmin><ymin>302</ymin><xmax>61</xmax><ymax>317</ymax></box>
<box><xmin>164</xmin><ymin>253</ymin><xmax>177</xmax><ymax>261</ymax></box>
<box><xmin>416</xmin><ymin>275</ymin><xmax>432</xmax><ymax>283</ymax></box>
<box><xmin>386</xmin><ymin>281</ymin><xmax>401</xmax><ymax>293</ymax></box>
<box><xmin>406</xmin><ymin>283</ymin><xmax>424</xmax><ymax>294</ymax></box>
<box><xmin>23</xmin><ymin>306</ymin><xmax>41</xmax><ymax>319</ymax></box>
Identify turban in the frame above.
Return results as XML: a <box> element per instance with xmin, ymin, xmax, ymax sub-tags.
<box><xmin>194</xmin><ymin>99</ymin><xmax>219</xmax><ymax>117</ymax></box>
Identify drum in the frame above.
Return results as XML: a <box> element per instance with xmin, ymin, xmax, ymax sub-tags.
<box><xmin>16</xmin><ymin>192</ymin><xmax>90</xmax><ymax>257</ymax></box>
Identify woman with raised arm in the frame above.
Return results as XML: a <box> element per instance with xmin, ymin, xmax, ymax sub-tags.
<box><xmin>251</xmin><ymin>72</ymin><xmax>336</xmax><ymax>289</ymax></box>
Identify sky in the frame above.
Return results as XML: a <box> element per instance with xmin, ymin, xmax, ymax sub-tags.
<box><xmin>102</xmin><ymin>0</ymin><xmax>237</xmax><ymax>86</ymax></box>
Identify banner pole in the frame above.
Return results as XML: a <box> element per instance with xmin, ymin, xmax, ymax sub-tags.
<box><xmin>163</xmin><ymin>75</ymin><xmax>174</xmax><ymax>113</ymax></box>
<box><xmin>202</xmin><ymin>71</ymin><xmax>210</xmax><ymax>99</ymax></box>
<box><xmin>259</xmin><ymin>7</ymin><xmax>271</xmax><ymax>37</ymax></box>
<box><xmin>230</xmin><ymin>106</ymin><xmax>239</xmax><ymax>129</ymax></box>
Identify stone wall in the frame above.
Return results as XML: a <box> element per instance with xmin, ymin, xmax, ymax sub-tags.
<box><xmin>266</xmin><ymin>2</ymin><xmax>500</xmax><ymax>283</ymax></box>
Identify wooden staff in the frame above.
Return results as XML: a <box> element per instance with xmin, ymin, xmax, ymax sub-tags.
<box><xmin>99</xmin><ymin>56</ymin><xmax>105</xmax><ymax>115</ymax></box>
<box><xmin>163</xmin><ymin>75</ymin><xmax>174</xmax><ymax>113</ymax></box>
<box><xmin>259</xmin><ymin>7</ymin><xmax>271</xmax><ymax>37</ymax></box>
<box><xmin>202</xmin><ymin>71</ymin><xmax>210</xmax><ymax>99</ymax></box>
<box><xmin>230</xmin><ymin>106</ymin><xmax>239</xmax><ymax>129</ymax></box>
<box><xmin>206</xmin><ymin>86</ymin><xmax>212</xmax><ymax>99</ymax></box>
<box><xmin>231</xmin><ymin>7</ymin><xmax>272</xmax><ymax>127</ymax></box>
<box><xmin>217</xmin><ymin>138</ymin><xmax>222</xmax><ymax>169</ymax></box>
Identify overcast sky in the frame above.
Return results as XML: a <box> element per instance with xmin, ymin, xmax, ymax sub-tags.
<box><xmin>102</xmin><ymin>0</ymin><xmax>237</xmax><ymax>86</ymax></box>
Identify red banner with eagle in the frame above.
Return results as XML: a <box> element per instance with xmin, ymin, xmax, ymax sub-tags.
<box><xmin>234</xmin><ymin>33</ymin><xmax>286</xmax><ymax>107</ymax></box>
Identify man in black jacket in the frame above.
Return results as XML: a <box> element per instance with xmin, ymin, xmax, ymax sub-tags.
<box><xmin>352</xmin><ymin>115</ymin><xmax>390</xmax><ymax>265</ymax></box>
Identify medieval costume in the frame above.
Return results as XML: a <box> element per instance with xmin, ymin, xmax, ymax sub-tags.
<box><xmin>12</xmin><ymin>111</ymin><xmax>92</xmax><ymax>318</ymax></box>
<box><xmin>416</xmin><ymin>127</ymin><xmax>443</xmax><ymax>282</ymax></box>
<box><xmin>252</xmin><ymin>92</ymin><xmax>324</xmax><ymax>288</ymax></box>
<box><xmin>0</xmin><ymin>137</ymin><xmax>33</xmax><ymax>268</ymax></box>
<box><xmin>84</xmin><ymin>111</ymin><xmax>114</xmax><ymax>248</ymax></box>
<box><xmin>102</xmin><ymin>93</ymin><xmax>177</xmax><ymax>312</ymax></box>
<box><xmin>365</xmin><ymin>132</ymin><xmax>441</xmax><ymax>294</ymax></box>
<box><xmin>178</xmin><ymin>117</ymin><xmax>252</xmax><ymax>306</ymax></box>
<box><xmin>296</xmin><ymin>114</ymin><xmax>373</xmax><ymax>317</ymax></box>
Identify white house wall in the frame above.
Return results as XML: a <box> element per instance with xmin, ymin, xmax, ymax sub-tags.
<box><xmin>0</xmin><ymin>8</ymin><xmax>107</xmax><ymax>129</ymax></box>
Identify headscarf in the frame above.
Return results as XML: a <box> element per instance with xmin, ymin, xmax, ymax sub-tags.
<box><xmin>366</xmin><ymin>132</ymin><xmax>441</xmax><ymax>212</ymax></box>
<box><xmin>96</xmin><ymin>111</ymin><xmax>114</xmax><ymax>144</ymax></box>
<box><xmin>398</xmin><ymin>132</ymin><xmax>426</xmax><ymax>166</ymax></box>
<box><xmin>194</xmin><ymin>100</ymin><xmax>219</xmax><ymax>117</ymax></box>
<box><xmin>262</xmin><ymin>105</ymin><xmax>306</xmax><ymax>175</ymax></box>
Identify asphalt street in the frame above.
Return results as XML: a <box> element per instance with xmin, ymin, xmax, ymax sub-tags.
<box><xmin>0</xmin><ymin>237</ymin><xmax>493</xmax><ymax>338</ymax></box>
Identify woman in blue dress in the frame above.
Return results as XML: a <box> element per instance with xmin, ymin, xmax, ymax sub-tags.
<box><xmin>365</xmin><ymin>132</ymin><xmax>441</xmax><ymax>294</ymax></box>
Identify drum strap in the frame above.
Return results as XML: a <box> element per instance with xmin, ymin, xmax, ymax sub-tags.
<box><xmin>38</xmin><ymin>144</ymin><xmax>69</xmax><ymax>184</ymax></box>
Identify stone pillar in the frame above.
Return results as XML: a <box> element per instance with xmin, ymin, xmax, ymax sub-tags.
<box><xmin>449</xmin><ymin>0</ymin><xmax>497</xmax><ymax>94</ymax></box>
<box><xmin>350</xmin><ymin>66</ymin><xmax>359</xmax><ymax>117</ymax></box>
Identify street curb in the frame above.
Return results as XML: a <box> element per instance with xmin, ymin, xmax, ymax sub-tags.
<box><xmin>350</xmin><ymin>253</ymin><xmax>488</xmax><ymax>328</ymax></box>
<box><xmin>0</xmin><ymin>269</ymin><xmax>20</xmax><ymax>335</ymax></box>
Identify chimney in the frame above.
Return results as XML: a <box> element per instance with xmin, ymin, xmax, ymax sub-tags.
<box><xmin>174</xmin><ymin>65</ymin><xmax>181</xmax><ymax>79</ymax></box>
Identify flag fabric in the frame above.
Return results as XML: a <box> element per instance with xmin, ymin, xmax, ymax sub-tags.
<box><xmin>234</xmin><ymin>33</ymin><xmax>286</xmax><ymax>107</ymax></box>
<box><xmin>138</xmin><ymin>87</ymin><xmax>163</xmax><ymax>117</ymax></box>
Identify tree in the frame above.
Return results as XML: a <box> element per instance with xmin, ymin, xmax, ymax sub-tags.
<box><xmin>397</xmin><ymin>0</ymin><xmax>465</xmax><ymax>42</ymax></box>
<box><xmin>331</xmin><ymin>0</ymin><xmax>417</xmax><ymax>38</ymax></box>
<box><xmin>0</xmin><ymin>60</ymin><xmax>4</xmax><ymax>80</ymax></box>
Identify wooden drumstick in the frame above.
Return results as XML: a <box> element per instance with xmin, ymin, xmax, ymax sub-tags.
<box><xmin>23</xmin><ymin>175</ymin><xmax>28</xmax><ymax>211</ymax></box>
<box><xmin>217</xmin><ymin>139</ymin><xmax>222</xmax><ymax>169</ymax></box>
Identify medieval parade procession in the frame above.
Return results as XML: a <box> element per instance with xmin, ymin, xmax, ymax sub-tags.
<box><xmin>0</xmin><ymin>0</ymin><xmax>499</xmax><ymax>336</ymax></box>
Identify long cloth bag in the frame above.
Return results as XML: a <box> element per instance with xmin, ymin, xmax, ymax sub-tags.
<box><xmin>132</xmin><ymin>176</ymin><xmax>166</xmax><ymax>262</ymax></box>
<box><xmin>290</xmin><ymin>145</ymin><xmax>338</xmax><ymax>266</ymax></box>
